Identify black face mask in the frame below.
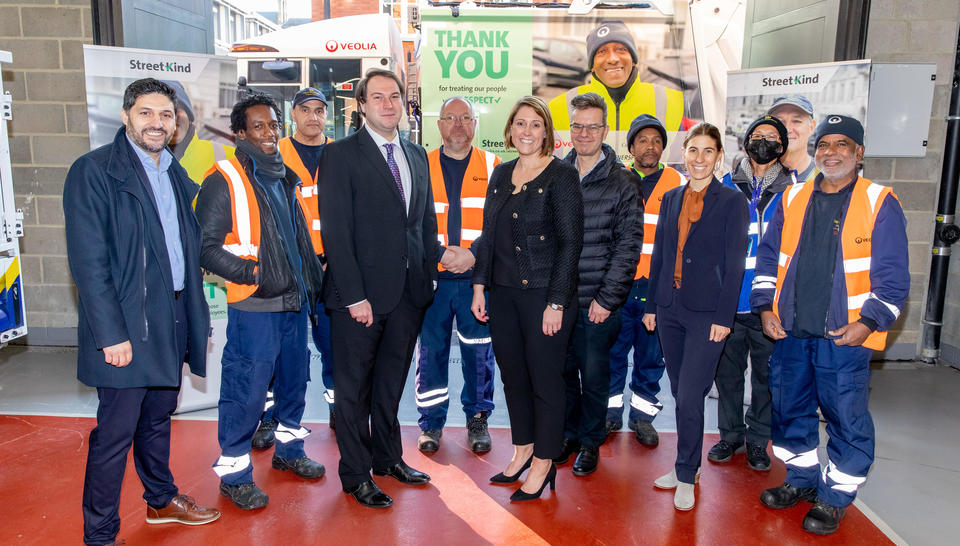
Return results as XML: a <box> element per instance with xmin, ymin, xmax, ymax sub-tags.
<box><xmin>745</xmin><ymin>139</ymin><xmax>781</xmax><ymax>165</ymax></box>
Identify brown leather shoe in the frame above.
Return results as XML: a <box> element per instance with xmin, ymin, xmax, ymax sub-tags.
<box><xmin>145</xmin><ymin>494</ymin><xmax>221</xmax><ymax>525</ymax></box>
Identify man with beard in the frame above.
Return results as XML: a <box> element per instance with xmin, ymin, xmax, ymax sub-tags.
<box><xmin>195</xmin><ymin>92</ymin><xmax>326</xmax><ymax>510</ymax></box>
<box><xmin>708</xmin><ymin>115</ymin><xmax>794</xmax><ymax>472</ymax></box>
<box><xmin>556</xmin><ymin>92</ymin><xmax>642</xmax><ymax>475</ymax></box>
<box><xmin>548</xmin><ymin>21</ymin><xmax>688</xmax><ymax>160</ymax></box>
<box><xmin>606</xmin><ymin>114</ymin><xmax>685</xmax><ymax>446</ymax></box>
<box><xmin>415</xmin><ymin>97</ymin><xmax>500</xmax><ymax>454</ymax></box>
<box><xmin>252</xmin><ymin>87</ymin><xmax>337</xmax><ymax>451</ymax></box>
<box><xmin>752</xmin><ymin>116</ymin><xmax>908</xmax><ymax>535</ymax></box>
<box><xmin>64</xmin><ymin>78</ymin><xmax>220</xmax><ymax>545</ymax></box>
<box><xmin>768</xmin><ymin>95</ymin><xmax>818</xmax><ymax>182</ymax></box>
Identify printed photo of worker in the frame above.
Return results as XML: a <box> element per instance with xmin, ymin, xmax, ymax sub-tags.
<box><xmin>535</xmin><ymin>13</ymin><xmax>703</xmax><ymax>165</ymax></box>
<box><xmin>724</xmin><ymin>60</ymin><xmax>871</xmax><ymax>179</ymax></box>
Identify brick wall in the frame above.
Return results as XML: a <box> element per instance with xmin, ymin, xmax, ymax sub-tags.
<box><xmin>863</xmin><ymin>0</ymin><xmax>960</xmax><ymax>360</ymax></box>
<box><xmin>1</xmin><ymin>0</ymin><xmax>93</xmax><ymax>344</ymax></box>
<box><xmin>311</xmin><ymin>0</ymin><xmax>380</xmax><ymax>20</ymax></box>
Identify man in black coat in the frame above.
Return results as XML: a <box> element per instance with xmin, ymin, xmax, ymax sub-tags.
<box><xmin>64</xmin><ymin>78</ymin><xmax>220</xmax><ymax>546</ymax></box>
<box><xmin>557</xmin><ymin>93</ymin><xmax>643</xmax><ymax>476</ymax></box>
<box><xmin>195</xmin><ymin>93</ymin><xmax>326</xmax><ymax>510</ymax></box>
<box><xmin>319</xmin><ymin>68</ymin><xmax>440</xmax><ymax>508</ymax></box>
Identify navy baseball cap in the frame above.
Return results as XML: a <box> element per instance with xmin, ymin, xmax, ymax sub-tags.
<box><xmin>768</xmin><ymin>94</ymin><xmax>814</xmax><ymax>117</ymax></box>
<box><xmin>815</xmin><ymin>115</ymin><xmax>864</xmax><ymax>147</ymax></box>
<box><xmin>293</xmin><ymin>87</ymin><xmax>327</xmax><ymax>107</ymax></box>
<box><xmin>627</xmin><ymin>114</ymin><xmax>667</xmax><ymax>148</ymax></box>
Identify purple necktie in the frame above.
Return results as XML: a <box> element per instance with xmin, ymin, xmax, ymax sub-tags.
<box><xmin>383</xmin><ymin>143</ymin><xmax>406</xmax><ymax>206</ymax></box>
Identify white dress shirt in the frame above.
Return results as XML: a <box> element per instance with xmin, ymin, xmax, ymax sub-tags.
<box><xmin>366</xmin><ymin>126</ymin><xmax>412</xmax><ymax>215</ymax></box>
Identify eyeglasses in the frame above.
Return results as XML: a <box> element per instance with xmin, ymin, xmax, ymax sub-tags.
<box><xmin>570</xmin><ymin>123</ymin><xmax>605</xmax><ymax>134</ymax></box>
<box><xmin>748</xmin><ymin>134</ymin><xmax>780</xmax><ymax>142</ymax></box>
<box><xmin>439</xmin><ymin>115</ymin><xmax>475</xmax><ymax>124</ymax></box>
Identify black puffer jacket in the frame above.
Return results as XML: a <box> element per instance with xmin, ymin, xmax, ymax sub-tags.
<box><xmin>195</xmin><ymin>150</ymin><xmax>324</xmax><ymax>313</ymax></box>
<box><xmin>472</xmin><ymin>157</ymin><xmax>584</xmax><ymax>307</ymax></box>
<box><xmin>563</xmin><ymin>144</ymin><xmax>643</xmax><ymax>310</ymax></box>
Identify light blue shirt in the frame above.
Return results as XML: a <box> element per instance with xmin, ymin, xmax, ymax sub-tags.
<box><xmin>127</xmin><ymin>135</ymin><xmax>185</xmax><ymax>291</ymax></box>
<box><xmin>366</xmin><ymin>126</ymin><xmax>412</xmax><ymax>214</ymax></box>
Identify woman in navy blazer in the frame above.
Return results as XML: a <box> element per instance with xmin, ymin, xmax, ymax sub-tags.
<box><xmin>641</xmin><ymin>123</ymin><xmax>749</xmax><ymax>511</ymax></box>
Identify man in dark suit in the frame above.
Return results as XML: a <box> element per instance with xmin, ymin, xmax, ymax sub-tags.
<box><xmin>64</xmin><ymin>78</ymin><xmax>220</xmax><ymax>546</ymax></box>
<box><xmin>319</xmin><ymin>68</ymin><xmax>440</xmax><ymax>508</ymax></box>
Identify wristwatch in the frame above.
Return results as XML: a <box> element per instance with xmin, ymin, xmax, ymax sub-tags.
<box><xmin>549</xmin><ymin>303</ymin><xmax>564</xmax><ymax>311</ymax></box>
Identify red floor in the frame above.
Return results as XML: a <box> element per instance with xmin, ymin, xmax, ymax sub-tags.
<box><xmin>0</xmin><ymin>415</ymin><xmax>892</xmax><ymax>545</ymax></box>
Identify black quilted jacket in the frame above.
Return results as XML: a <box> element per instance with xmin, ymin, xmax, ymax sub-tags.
<box><xmin>563</xmin><ymin>144</ymin><xmax>643</xmax><ymax>310</ymax></box>
<box><xmin>472</xmin><ymin>157</ymin><xmax>584</xmax><ymax>307</ymax></box>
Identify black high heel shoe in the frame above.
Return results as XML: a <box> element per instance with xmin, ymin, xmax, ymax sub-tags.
<box><xmin>490</xmin><ymin>455</ymin><xmax>533</xmax><ymax>484</ymax></box>
<box><xmin>509</xmin><ymin>463</ymin><xmax>556</xmax><ymax>502</ymax></box>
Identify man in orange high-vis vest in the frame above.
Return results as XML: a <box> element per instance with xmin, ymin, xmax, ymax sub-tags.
<box><xmin>195</xmin><ymin>93</ymin><xmax>326</xmax><ymax>510</ymax></box>
<box><xmin>415</xmin><ymin>97</ymin><xmax>501</xmax><ymax>455</ymax></box>
<box><xmin>252</xmin><ymin>87</ymin><xmax>337</xmax><ymax>452</ymax></box>
<box><xmin>607</xmin><ymin>114</ymin><xmax>685</xmax><ymax>447</ymax></box>
<box><xmin>750</xmin><ymin>116</ymin><xmax>908</xmax><ymax>536</ymax></box>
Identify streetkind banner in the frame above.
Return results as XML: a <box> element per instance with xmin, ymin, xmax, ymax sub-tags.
<box><xmin>82</xmin><ymin>45</ymin><xmax>238</xmax><ymax>412</ymax></box>
<box><xmin>420</xmin><ymin>8</ymin><xmax>534</xmax><ymax>157</ymax></box>
<box><xmin>724</xmin><ymin>60</ymin><xmax>871</xmax><ymax>176</ymax></box>
<box><xmin>420</xmin><ymin>5</ymin><xmax>702</xmax><ymax>165</ymax></box>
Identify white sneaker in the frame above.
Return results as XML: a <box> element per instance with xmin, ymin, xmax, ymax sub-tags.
<box><xmin>674</xmin><ymin>482</ymin><xmax>695</xmax><ymax>510</ymax></box>
<box><xmin>653</xmin><ymin>468</ymin><xmax>701</xmax><ymax>490</ymax></box>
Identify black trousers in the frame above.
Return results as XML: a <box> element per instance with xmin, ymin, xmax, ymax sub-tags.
<box><xmin>330</xmin><ymin>280</ymin><xmax>427</xmax><ymax>490</ymax></box>
<box><xmin>82</xmin><ymin>296</ymin><xmax>186</xmax><ymax>546</ymax></box>
<box><xmin>488</xmin><ymin>286</ymin><xmax>576</xmax><ymax>460</ymax></box>
<box><xmin>657</xmin><ymin>289</ymin><xmax>727</xmax><ymax>484</ymax></box>
<box><xmin>715</xmin><ymin>312</ymin><xmax>774</xmax><ymax>445</ymax></box>
<box><xmin>564</xmin><ymin>307</ymin><xmax>621</xmax><ymax>448</ymax></box>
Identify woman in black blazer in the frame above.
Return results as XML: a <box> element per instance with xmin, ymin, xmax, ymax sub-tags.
<box><xmin>641</xmin><ymin>123</ymin><xmax>748</xmax><ymax>511</ymax></box>
<box><xmin>471</xmin><ymin>96</ymin><xmax>583</xmax><ymax>502</ymax></box>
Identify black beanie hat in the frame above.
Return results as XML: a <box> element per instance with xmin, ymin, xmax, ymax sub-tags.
<box><xmin>587</xmin><ymin>21</ymin><xmax>639</xmax><ymax>69</ymax></box>
<box><xmin>745</xmin><ymin>115</ymin><xmax>789</xmax><ymax>158</ymax></box>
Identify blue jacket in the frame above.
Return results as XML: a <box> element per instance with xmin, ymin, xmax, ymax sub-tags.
<box><xmin>647</xmin><ymin>178</ymin><xmax>749</xmax><ymax>328</ymax></box>
<box><xmin>64</xmin><ymin>127</ymin><xmax>209</xmax><ymax>388</ymax></box>
<box><xmin>722</xmin><ymin>161</ymin><xmax>795</xmax><ymax>313</ymax></box>
<box><xmin>750</xmin><ymin>175</ymin><xmax>909</xmax><ymax>335</ymax></box>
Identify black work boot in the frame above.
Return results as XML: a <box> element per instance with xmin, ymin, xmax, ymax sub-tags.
<box><xmin>467</xmin><ymin>415</ymin><xmax>492</xmax><ymax>453</ymax></box>
<box><xmin>417</xmin><ymin>429</ymin><xmax>442</xmax><ymax>453</ymax></box>
<box><xmin>251</xmin><ymin>420</ymin><xmax>277</xmax><ymax>450</ymax></box>
<box><xmin>802</xmin><ymin>500</ymin><xmax>846</xmax><ymax>535</ymax></box>
<box><xmin>761</xmin><ymin>482</ymin><xmax>818</xmax><ymax>509</ymax></box>
<box><xmin>219</xmin><ymin>481</ymin><xmax>269</xmax><ymax>510</ymax></box>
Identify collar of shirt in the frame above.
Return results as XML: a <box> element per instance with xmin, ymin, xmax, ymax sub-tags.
<box><xmin>813</xmin><ymin>172</ymin><xmax>857</xmax><ymax>194</ymax></box>
<box><xmin>126</xmin><ymin>134</ymin><xmax>173</xmax><ymax>174</ymax></box>
<box><xmin>632</xmin><ymin>162</ymin><xmax>664</xmax><ymax>178</ymax></box>
<box><xmin>579</xmin><ymin>151</ymin><xmax>606</xmax><ymax>182</ymax></box>
<box><xmin>366</xmin><ymin>126</ymin><xmax>402</xmax><ymax>150</ymax></box>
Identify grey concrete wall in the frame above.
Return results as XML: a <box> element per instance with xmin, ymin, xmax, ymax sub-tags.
<box><xmin>1</xmin><ymin>0</ymin><xmax>92</xmax><ymax>345</ymax></box>
<box><xmin>863</xmin><ymin>1</ymin><xmax>960</xmax><ymax>360</ymax></box>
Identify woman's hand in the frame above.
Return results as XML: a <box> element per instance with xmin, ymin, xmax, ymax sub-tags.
<box><xmin>642</xmin><ymin>313</ymin><xmax>656</xmax><ymax>331</ymax></box>
<box><xmin>542</xmin><ymin>306</ymin><xmax>563</xmax><ymax>336</ymax></box>
<box><xmin>471</xmin><ymin>285</ymin><xmax>488</xmax><ymax>322</ymax></box>
<box><xmin>709</xmin><ymin>324</ymin><xmax>731</xmax><ymax>342</ymax></box>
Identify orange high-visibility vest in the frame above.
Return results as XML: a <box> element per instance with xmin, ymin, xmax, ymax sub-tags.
<box><xmin>214</xmin><ymin>156</ymin><xmax>314</xmax><ymax>304</ymax></box>
<box><xmin>773</xmin><ymin>176</ymin><xmax>896</xmax><ymax>351</ymax></box>
<box><xmin>278</xmin><ymin>135</ymin><xmax>333</xmax><ymax>255</ymax></box>
<box><xmin>428</xmin><ymin>147</ymin><xmax>500</xmax><ymax>272</ymax></box>
<box><xmin>635</xmin><ymin>167</ymin><xmax>686</xmax><ymax>280</ymax></box>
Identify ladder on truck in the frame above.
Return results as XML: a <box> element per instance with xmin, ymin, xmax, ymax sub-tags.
<box><xmin>0</xmin><ymin>50</ymin><xmax>27</xmax><ymax>346</ymax></box>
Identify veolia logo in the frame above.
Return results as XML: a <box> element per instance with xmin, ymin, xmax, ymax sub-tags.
<box><xmin>828</xmin><ymin>116</ymin><xmax>843</xmax><ymax>124</ymax></box>
<box><xmin>596</xmin><ymin>26</ymin><xmax>610</xmax><ymax>38</ymax></box>
<box><xmin>855</xmin><ymin>236</ymin><xmax>871</xmax><ymax>244</ymax></box>
<box><xmin>325</xmin><ymin>40</ymin><xmax>338</xmax><ymax>52</ymax></box>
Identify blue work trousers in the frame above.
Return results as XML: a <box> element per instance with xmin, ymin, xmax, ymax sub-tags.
<box><xmin>415</xmin><ymin>278</ymin><xmax>495</xmax><ymax>430</ymax></box>
<box><xmin>770</xmin><ymin>334</ymin><xmax>874</xmax><ymax>507</ymax></box>
<box><xmin>216</xmin><ymin>306</ymin><xmax>310</xmax><ymax>485</ymax></box>
<box><xmin>608</xmin><ymin>278</ymin><xmax>664</xmax><ymax>423</ymax></box>
<box><xmin>262</xmin><ymin>301</ymin><xmax>334</xmax><ymax>422</ymax></box>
